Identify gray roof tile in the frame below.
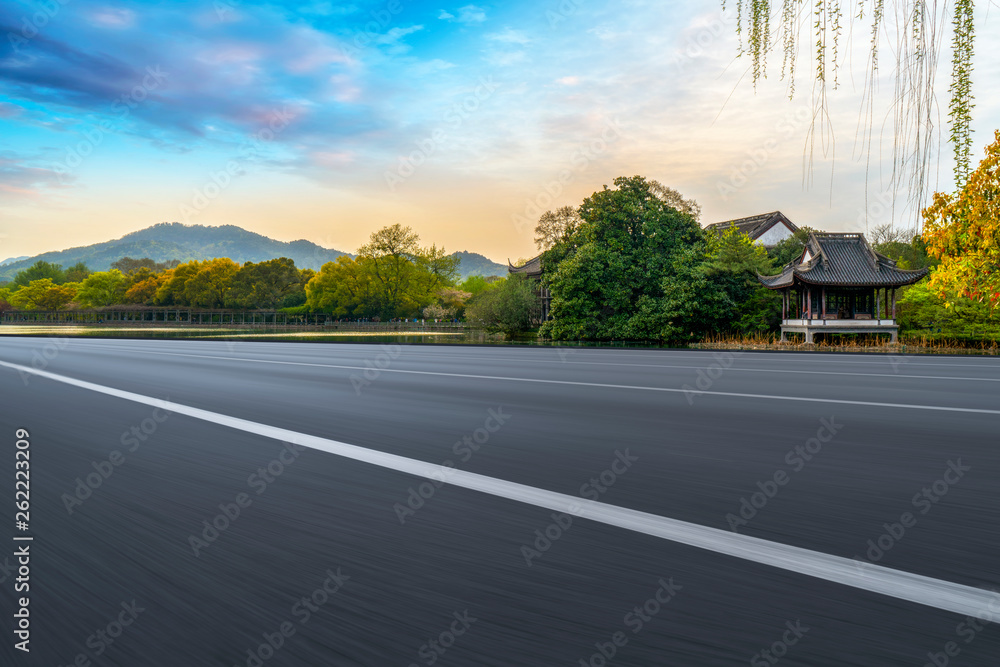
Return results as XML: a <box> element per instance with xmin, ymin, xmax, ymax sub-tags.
<box><xmin>759</xmin><ymin>232</ymin><xmax>928</xmax><ymax>288</ymax></box>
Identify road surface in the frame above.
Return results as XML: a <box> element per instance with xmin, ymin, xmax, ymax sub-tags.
<box><xmin>0</xmin><ymin>337</ymin><xmax>998</xmax><ymax>666</ymax></box>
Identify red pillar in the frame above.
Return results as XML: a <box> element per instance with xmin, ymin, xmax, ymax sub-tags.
<box><xmin>806</xmin><ymin>287</ymin><xmax>812</xmax><ymax>321</ymax></box>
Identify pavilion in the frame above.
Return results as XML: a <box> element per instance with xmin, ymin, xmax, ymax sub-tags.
<box><xmin>758</xmin><ymin>232</ymin><xmax>929</xmax><ymax>343</ymax></box>
<box><xmin>507</xmin><ymin>255</ymin><xmax>551</xmax><ymax>321</ymax></box>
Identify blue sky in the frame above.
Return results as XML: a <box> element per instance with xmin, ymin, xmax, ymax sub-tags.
<box><xmin>1</xmin><ymin>0</ymin><xmax>998</xmax><ymax>261</ymax></box>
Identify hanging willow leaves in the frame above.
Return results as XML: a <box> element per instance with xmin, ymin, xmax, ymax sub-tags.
<box><xmin>726</xmin><ymin>0</ymin><xmax>976</xmax><ymax>229</ymax></box>
<box><xmin>948</xmin><ymin>0</ymin><xmax>975</xmax><ymax>184</ymax></box>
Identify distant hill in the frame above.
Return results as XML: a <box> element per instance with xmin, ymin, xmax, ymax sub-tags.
<box><xmin>452</xmin><ymin>251</ymin><xmax>507</xmax><ymax>280</ymax></box>
<box><xmin>0</xmin><ymin>223</ymin><xmax>508</xmax><ymax>282</ymax></box>
<box><xmin>0</xmin><ymin>223</ymin><xmax>348</xmax><ymax>281</ymax></box>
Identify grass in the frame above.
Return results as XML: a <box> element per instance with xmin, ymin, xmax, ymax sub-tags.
<box><xmin>692</xmin><ymin>331</ymin><xmax>1000</xmax><ymax>355</ymax></box>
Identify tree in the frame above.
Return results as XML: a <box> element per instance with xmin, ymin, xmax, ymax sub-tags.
<box><xmin>305</xmin><ymin>256</ymin><xmax>379</xmax><ymax>317</ymax></box>
<box><xmin>184</xmin><ymin>258</ymin><xmax>240</xmax><ymax>308</ymax></box>
<box><xmin>540</xmin><ymin>176</ymin><xmax>704</xmax><ymax>340</ymax></box>
<box><xmin>727</xmin><ymin>1</ymin><xmax>977</xmax><ymax>214</ymax></box>
<box><xmin>623</xmin><ymin>248</ymin><xmax>735</xmax><ymax>344</ymax></box>
<box><xmin>9</xmin><ymin>279</ymin><xmax>77</xmax><ymax>310</ymax></box>
<box><xmin>705</xmin><ymin>225</ymin><xmax>773</xmax><ymax>275</ymax></box>
<box><xmin>155</xmin><ymin>261</ymin><xmax>205</xmax><ymax>305</ymax></box>
<box><xmin>423</xmin><ymin>304</ymin><xmax>455</xmax><ymax>320</ymax></box>
<box><xmin>111</xmin><ymin>257</ymin><xmax>156</xmax><ymax>275</ymax></box>
<box><xmin>75</xmin><ymin>270</ymin><xmax>128</xmax><ymax>307</ymax></box>
<box><xmin>767</xmin><ymin>226</ymin><xmax>816</xmax><ymax>268</ymax></box>
<box><xmin>229</xmin><ymin>258</ymin><xmax>306</xmax><ymax>309</ymax></box>
<box><xmin>64</xmin><ymin>262</ymin><xmax>91</xmax><ymax>283</ymax></box>
<box><xmin>869</xmin><ymin>225</ymin><xmax>935</xmax><ymax>270</ymax></box>
<box><xmin>534</xmin><ymin>206</ymin><xmax>582</xmax><ymax>251</ymax></box>
<box><xmin>460</xmin><ymin>275</ymin><xmax>493</xmax><ymax>296</ymax></box>
<box><xmin>124</xmin><ymin>277</ymin><xmax>161</xmax><ymax>304</ymax></box>
<box><xmin>896</xmin><ymin>279</ymin><xmax>997</xmax><ymax>332</ymax></box>
<box><xmin>648</xmin><ymin>180</ymin><xmax>701</xmax><ymax>220</ymax></box>
<box><xmin>704</xmin><ymin>227</ymin><xmax>781</xmax><ymax>335</ymax></box>
<box><xmin>921</xmin><ymin>130</ymin><xmax>1000</xmax><ymax>307</ymax></box>
<box><xmin>112</xmin><ymin>257</ymin><xmax>180</xmax><ymax>274</ymax></box>
<box><xmin>415</xmin><ymin>245</ymin><xmax>460</xmax><ymax>291</ymax></box>
<box><xmin>357</xmin><ymin>224</ymin><xmax>421</xmax><ymax>318</ymax></box>
<box><xmin>13</xmin><ymin>261</ymin><xmax>65</xmax><ymax>286</ymax></box>
<box><xmin>465</xmin><ymin>275</ymin><xmax>539</xmax><ymax>337</ymax></box>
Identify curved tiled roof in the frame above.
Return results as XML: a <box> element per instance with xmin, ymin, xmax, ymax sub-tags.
<box><xmin>705</xmin><ymin>211</ymin><xmax>799</xmax><ymax>241</ymax></box>
<box><xmin>758</xmin><ymin>232</ymin><xmax>928</xmax><ymax>288</ymax></box>
<box><xmin>508</xmin><ymin>254</ymin><xmax>542</xmax><ymax>277</ymax></box>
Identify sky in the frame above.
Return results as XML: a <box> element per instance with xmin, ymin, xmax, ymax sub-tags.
<box><xmin>1</xmin><ymin>0</ymin><xmax>998</xmax><ymax>263</ymax></box>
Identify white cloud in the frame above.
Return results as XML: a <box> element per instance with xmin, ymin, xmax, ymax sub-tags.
<box><xmin>375</xmin><ymin>25</ymin><xmax>425</xmax><ymax>54</ymax></box>
<box><xmin>89</xmin><ymin>7</ymin><xmax>136</xmax><ymax>29</ymax></box>
<box><xmin>457</xmin><ymin>5</ymin><xmax>487</xmax><ymax>23</ymax></box>
<box><xmin>408</xmin><ymin>59</ymin><xmax>457</xmax><ymax>77</ymax></box>
<box><xmin>487</xmin><ymin>28</ymin><xmax>530</xmax><ymax>45</ymax></box>
<box><xmin>437</xmin><ymin>10</ymin><xmax>455</xmax><ymax>20</ymax></box>
<box><xmin>556</xmin><ymin>76</ymin><xmax>580</xmax><ymax>86</ymax></box>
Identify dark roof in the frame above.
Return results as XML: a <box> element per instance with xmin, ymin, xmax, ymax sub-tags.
<box><xmin>508</xmin><ymin>254</ymin><xmax>542</xmax><ymax>277</ymax></box>
<box><xmin>705</xmin><ymin>211</ymin><xmax>798</xmax><ymax>242</ymax></box>
<box><xmin>758</xmin><ymin>232</ymin><xmax>929</xmax><ymax>288</ymax></box>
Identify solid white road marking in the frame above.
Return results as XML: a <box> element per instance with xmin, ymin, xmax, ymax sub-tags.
<box><xmin>75</xmin><ymin>341</ymin><xmax>1000</xmax><ymax>383</ymax></box>
<box><xmin>2</xmin><ymin>358</ymin><xmax>998</xmax><ymax>620</ymax></box>
<box><xmin>80</xmin><ymin>348</ymin><xmax>1000</xmax><ymax>415</ymax></box>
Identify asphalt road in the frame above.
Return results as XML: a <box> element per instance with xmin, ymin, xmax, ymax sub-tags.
<box><xmin>0</xmin><ymin>336</ymin><xmax>998</xmax><ymax>666</ymax></box>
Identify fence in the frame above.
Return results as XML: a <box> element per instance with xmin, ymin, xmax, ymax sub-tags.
<box><xmin>0</xmin><ymin>308</ymin><xmax>470</xmax><ymax>331</ymax></box>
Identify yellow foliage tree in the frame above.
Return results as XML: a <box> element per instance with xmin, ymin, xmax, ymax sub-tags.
<box><xmin>922</xmin><ymin>130</ymin><xmax>1000</xmax><ymax>307</ymax></box>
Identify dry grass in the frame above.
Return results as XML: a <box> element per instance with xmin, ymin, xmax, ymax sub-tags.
<box><xmin>692</xmin><ymin>332</ymin><xmax>1000</xmax><ymax>355</ymax></box>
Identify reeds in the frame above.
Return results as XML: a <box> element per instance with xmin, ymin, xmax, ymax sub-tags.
<box><xmin>692</xmin><ymin>332</ymin><xmax>1000</xmax><ymax>355</ymax></box>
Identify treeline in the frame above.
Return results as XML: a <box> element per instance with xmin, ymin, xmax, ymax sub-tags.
<box><xmin>519</xmin><ymin>167</ymin><xmax>993</xmax><ymax>343</ymax></box>
<box><xmin>0</xmin><ymin>225</ymin><xmax>502</xmax><ymax>320</ymax></box>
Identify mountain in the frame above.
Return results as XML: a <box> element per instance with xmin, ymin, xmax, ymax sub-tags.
<box><xmin>452</xmin><ymin>251</ymin><xmax>507</xmax><ymax>280</ymax></box>
<box><xmin>0</xmin><ymin>223</ymin><xmax>508</xmax><ymax>282</ymax></box>
<box><xmin>0</xmin><ymin>223</ymin><xmax>348</xmax><ymax>281</ymax></box>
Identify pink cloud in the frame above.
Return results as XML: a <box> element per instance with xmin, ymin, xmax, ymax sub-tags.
<box><xmin>311</xmin><ymin>150</ymin><xmax>355</xmax><ymax>167</ymax></box>
<box><xmin>0</xmin><ymin>102</ymin><xmax>22</xmax><ymax>118</ymax></box>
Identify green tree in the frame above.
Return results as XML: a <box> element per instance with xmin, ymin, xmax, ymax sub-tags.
<box><xmin>869</xmin><ymin>225</ymin><xmax>935</xmax><ymax>271</ymax></box>
<box><xmin>111</xmin><ymin>257</ymin><xmax>158</xmax><ymax>275</ymax></box>
<box><xmin>155</xmin><ymin>261</ymin><xmax>205</xmax><ymax>305</ymax></box>
<box><xmin>13</xmin><ymin>261</ymin><xmax>65</xmax><ymax>286</ymax></box>
<box><xmin>305</xmin><ymin>256</ymin><xmax>379</xmax><ymax>317</ymax></box>
<box><xmin>621</xmin><ymin>248</ymin><xmax>734</xmax><ymax>344</ymax></box>
<box><xmin>897</xmin><ymin>280</ymin><xmax>997</xmax><ymax>332</ymax></box>
<box><xmin>76</xmin><ymin>270</ymin><xmax>128</xmax><ymax>307</ymax></box>
<box><xmin>184</xmin><ymin>258</ymin><xmax>240</xmax><ymax>308</ymax></box>
<box><xmin>460</xmin><ymin>275</ymin><xmax>492</xmax><ymax>296</ymax></box>
<box><xmin>357</xmin><ymin>224</ymin><xmax>421</xmax><ymax>318</ymax></box>
<box><xmin>9</xmin><ymin>279</ymin><xmax>77</xmax><ymax>310</ymax></box>
<box><xmin>766</xmin><ymin>226</ymin><xmax>817</xmax><ymax>268</ymax></box>
<box><xmin>64</xmin><ymin>262</ymin><xmax>91</xmax><ymax>283</ymax></box>
<box><xmin>705</xmin><ymin>228</ymin><xmax>781</xmax><ymax>335</ymax></box>
<box><xmin>229</xmin><ymin>258</ymin><xmax>306</xmax><ymax>309</ymax></box>
<box><xmin>540</xmin><ymin>176</ymin><xmax>704</xmax><ymax>340</ymax></box>
<box><xmin>465</xmin><ymin>275</ymin><xmax>539</xmax><ymax>337</ymax></box>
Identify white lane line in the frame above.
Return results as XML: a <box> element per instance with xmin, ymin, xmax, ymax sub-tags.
<box><xmin>3</xmin><ymin>358</ymin><xmax>997</xmax><ymax>620</ymax></box>
<box><xmin>73</xmin><ymin>348</ymin><xmax>1000</xmax><ymax>416</ymax></box>
<box><xmin>78</xmin><ymin>342</ymin><xmax>1000</xmax><ymax>383</ymax></box>
<box><xmin>31</xmin><ymin>337</ymin><xmax>1000</xmax><ymax>368</ymax></box>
